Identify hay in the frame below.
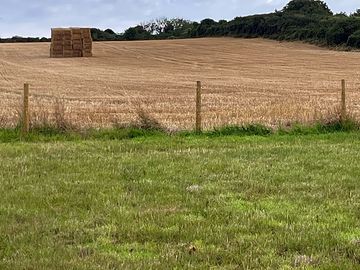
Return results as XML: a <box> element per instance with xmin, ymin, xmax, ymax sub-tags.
<box><xmin>50</xmin><ymin>28</ymin><xmax>93</xmax><ymax>58</ymax></box>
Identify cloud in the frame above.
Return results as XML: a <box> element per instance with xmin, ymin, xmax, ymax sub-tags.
<box><xmin>0</xmin><ymin>0</ymin><xmax>358</xmax><ymax>37</ymax></box>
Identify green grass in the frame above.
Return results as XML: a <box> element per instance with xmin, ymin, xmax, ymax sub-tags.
<box><xmin>2</xmin><ymin>119</ymin><xmax>359</xmax><ymax>143</ymax></box>
<box><xmin>0</xmin><ymin>133</ymin><xmax>360</xmax><ymax>269</ymax></box>
<box><xmin>0</xmin><ymin>127</ymin><xmax>166</xmax><ymax>143</ymax></box>
<box><xmin>0</xmin><ymin>117</ymin><xmax>360</xmax><ymax>143</ymax></box>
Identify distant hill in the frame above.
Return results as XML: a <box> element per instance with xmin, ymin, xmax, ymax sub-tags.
<box><xmin>2</xmin><ymin>0</ymin><xmax>360</xmax><ymax>49</ymax></box>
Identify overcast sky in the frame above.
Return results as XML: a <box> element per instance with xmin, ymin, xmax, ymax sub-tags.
<box><xmin>0</xmin><ymin>0</ymin><xmax>359</xmax><ymax>38</ymax></box>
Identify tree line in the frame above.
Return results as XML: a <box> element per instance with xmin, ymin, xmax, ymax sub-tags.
<box><xmin>0</xmin><ymin>36</ymin><xmax>50</xmax><ymax>43</ymax></box>
<box><xmin>2</xmin><ymin>0</ymin><xmax>360</xmax><ymax>49</ymax></box>
<box><xmin>91</xmin><ymin>0</ymin><xmax>360</xmax><ymax>49</ymax></box>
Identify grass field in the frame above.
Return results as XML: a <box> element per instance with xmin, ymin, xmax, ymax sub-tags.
<box><xmin>1</xmin><ymin>133</ymin><xmax>359</xmax><ymax>269</ymax></box>
<box><xmin>1</xmin><ymin>38</ymin><xmax>360</xmax><ymax>129</ymax></box>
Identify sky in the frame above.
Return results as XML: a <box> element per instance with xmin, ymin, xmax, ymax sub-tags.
<box><xmin>0</xmin><ymin>0</ymin><xmax>359</xmax><ymax>38</ymax></box>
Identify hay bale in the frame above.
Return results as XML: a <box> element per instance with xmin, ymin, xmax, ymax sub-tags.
<box><xmin>50</xmin><ymin>27</ymin><xmax>93</xmax><ymax>58</ymax></box>
<box><xmin>83</xmin><ymin>52</ymin><xmax>93</xmax><ymax>57</ymax></box>
<box><xmin>73</xmin><ymin>44</ymin><xmax>83</xmax><ymax>50</ymax></box>
<box><xmin>72</xmin><ymin>51</ymin><xmax>83</xmax><ymax>57</ymax></box>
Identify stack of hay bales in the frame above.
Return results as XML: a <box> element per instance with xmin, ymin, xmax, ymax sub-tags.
<box><xmin>81</xmin><ymin>28</ymin><xmax>93</xmax><ymax>57</ymax></box>
<box><xmin>50</xmin><ymin>28</ymin><xmax>93</xmax><ymax>58</ymax></box>
<box><xmin>50</xmin><ymin>28</ymin><xmax>72</xmax><ymax>58</ymax></box>
<box><xmin>71</xmin><ymin>28</ymin><xmax>93</xmax><ymax>57</ymax></box>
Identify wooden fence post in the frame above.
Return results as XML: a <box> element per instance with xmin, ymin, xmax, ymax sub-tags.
<box><xmin>22</xmin><ymin>83</ymin><xmax>30</xmax><ymax>136</ymax></box>
<box><xmin>196</xmin><ymin>81</ymin><xmax>202</xmax><ymax>133</ymax></box>
<box><xmin>341</xmin><ymin>79</ymin><xmax>346</xmax><ymax>123</ymax></box>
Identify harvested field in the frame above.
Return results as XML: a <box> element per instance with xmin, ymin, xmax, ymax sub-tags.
<box><xmin>1</xmin><ymin>38</ymin><xmax>360</xmax><ymax>129</ymax></box>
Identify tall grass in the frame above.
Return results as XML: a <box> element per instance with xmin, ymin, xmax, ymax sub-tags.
<box><xmin>1</xmin><ymin>100</ymin><xmax>359</xmax><ymax>142</ymax></box>
<box><xmin>115</xmin><ymin>107</ymin><xmax>166</xmax><ymax>132</ymax></box>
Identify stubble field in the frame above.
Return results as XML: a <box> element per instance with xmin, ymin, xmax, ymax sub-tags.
<box><xmin>1</xmin><ymin>38</ymin><xmax>360</xmax><ymax>130</ymax></box>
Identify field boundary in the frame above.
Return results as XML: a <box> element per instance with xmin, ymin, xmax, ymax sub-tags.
<box><xmin>14</xmin><ymin>79</ymin><xmax>351</xmax><ymax>136</ymax></box>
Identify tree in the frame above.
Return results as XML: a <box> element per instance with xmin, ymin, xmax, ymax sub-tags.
<box><xmin>141</xmin><ymin>18</ymin><xmax>193</xmax><ymax>37</ymax></box>
<box><xmin>347</xmin><ymin>30</ymin><xmax>360</xmax><ymax>47</ymax></box>
<box><xmin>195</xmin><ymin>18</ymin><xmax>217</xmax><ymax>36</ymax></box>
<box><xmin>123</xmin><ymin>26</ymin><xmax>151</xmax><ymax>40</ymax></box>
<box><xmin>282</xmin><ymin>0</ymin><xmax>332</xmax><ymax>16</ymax></box>
<box><xmin>91</xmin><ymin>28</ymin><xmax>120</xmax><ymax>41</ymax></box>
<box><xmin>351</xmin><ymin>9</ymin><xmax>360</xmax><ymax>17</ymax></box>
<box><xmin>142</xmin><ymin>18</ymin><xmax>168</xmax><ymax>35</ymax></box>
<box><xmin>123</xmin><ymin>27</ymin><xmax>137</xmax><ymax>40</ymax></box>
<box><xmin>326</xmin><ymin>24</ymin><xmax>347</xmax><ymax>45</ymax></box>
<box><xmin>200</xmin><ymin>18</ymin><xmax>216</xmax><ymax>26</ymax></box>
<box><xmin>105</xmin><ymin>29</ymin><xmax>116</xmax><ymax>35</ymax></box>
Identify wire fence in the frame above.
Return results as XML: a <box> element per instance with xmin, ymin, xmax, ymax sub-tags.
<box><xmin>1</xmin><ymin>80</ymin><xmax>359</xmax><ymax>133</ymax></box>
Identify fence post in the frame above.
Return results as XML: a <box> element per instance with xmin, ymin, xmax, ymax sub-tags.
<box><xmin>196</xmin><ymin>81</ymin><xmax>202</xmax><ymax>133</ymax></box>
<box><xmin>341</xmin><ymin>79</ymin><xmax>346</xmax><ymax>123</ymax></box>
<box><xmin>22</xmin><ymin>83</ymin><xmax>30</xmax><ymax>136</ymax></box>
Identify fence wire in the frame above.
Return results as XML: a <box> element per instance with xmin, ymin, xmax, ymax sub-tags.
<box><xmin>1</xmin><ymin>81</ymin><xmax>359</xmax><ymax>130</ymax></box>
